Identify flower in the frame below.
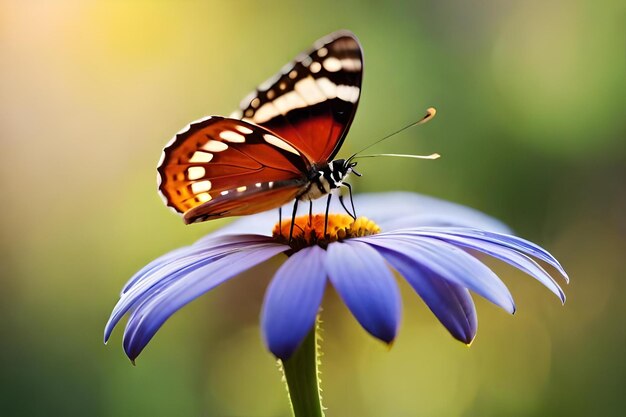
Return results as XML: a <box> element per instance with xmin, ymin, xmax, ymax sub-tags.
<box><xmin>104</xmin><ymin>192</ymin><xmax>568</xmax><ymax>362</ymax></box>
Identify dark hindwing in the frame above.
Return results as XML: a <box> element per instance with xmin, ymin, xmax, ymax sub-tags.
<box><xmin>157</xmin><ymin>116</ymin><xmax>309</xmax><ymax>223</ymax></box>
<box><xmin>235</xmin><ymin>30</ymin><xmax>363</xmax><ymax>165</ymax></box>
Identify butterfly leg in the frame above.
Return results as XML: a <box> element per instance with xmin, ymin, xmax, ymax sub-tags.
<box><xmin>323</xmin><ymin>193</ymin><xmax>332</xmax><ymax>236</ymax></box>
<box><xmin>339</xmin><ymin>183</ymin><xmax>356</xmax><ymax>219</ymax></box>
<box><xmin>278</xmin><ymin>207</ymin><xmax>283</xmax><ymax>238</ymax></box>
<box><xmin>339</xmin><ymin>194</ymin><xmax>352</xmax><ymax>219</ymax></box>
<box><xmin>289</xmin><ymin>199</ymin><xmax>299</xmax><ymax>244</ymax></box>
<box><xmin>309</xmin><ymin>201</ymin><xmax>313</xmax><ymax>225</ymax></box>
<box><xmin>345</xmin><ymin>182</ymin><xmax>357</xmax><ymax>218</ymax></box>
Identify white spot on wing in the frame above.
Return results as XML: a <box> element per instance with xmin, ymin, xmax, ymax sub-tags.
<box><xmin>254</xmin><ymin>103</ymin><xmax>281</xmax><ymax>123</ymax></box>
<box><xmin>187</xmin><ymin>166</ymin><xmax>206</xmax><ymax>180</ymax></box>
<box><xmin>323</xmin><ymin>57</ymin><xmax>342</xmax><ymax>72</ymax></box>
<box><xmin>317</xmin><ymin>47</ymin><xmax>328</xmax><ymax>57</ymax></box>
<box><xmin>255</xmin><ymin>182</ymin><xmax>262</xmax><ymax>188</ymax></box>
<box><xmin>196</xmin><ymin>192</ymin><xmax>212</xmax><ymax>203</ymax></box>
<box><xmin>191</xmin><ymin>180</ymin><xmax>212</xmax><ymax>193</ymax></box>
<box><xmin>310</xmin><ymin>62</ymin><xmax>322</xmax><ymax>73</ymax></box>
<box><xmin>235</xmin><ymin>125</ymin><xmax>253</xmax><ymax>134</ymax></box>
<box><xmin>336</xmin><ymin>85</ymin><xmax>360</xmax><ymax>103</ymax></box>
<box><xmin>273</xmin><ymin>91</ymin><xmax>307</xmax><ymax>113</ymax></box>
<box><xmin>316</xmin><ymin>78</ymin><xmax>337</xmax><ymax>98</ymax></box>
<box><xmin>295</xmin><ymin>77</ymin><xmax>326</xmax><ymax>105</ymax></box>
<box><xmin>221</xmin><ymin>190</ymin><xmax>229</xmax><ymax>196</ymax></box>
<box><xmin>190</xmin><ymin>151</ymin><xmax>213</xmax><ymax>163</ymax></box>
<box><xmin>341</xmin><ymin>58</ymin><xmax>362</xmax><ymax>71</ymax></box>
<box><xmin>236</xmin><ymin>186</ymin><xmax>247</xmax><ymax>192</ymax></box>
<box><xmin>219</xmin><ymin>130</ymin><xmax>245</xmax><ymax>143</ymax></box>
<box><xmin>263</xmin><ymin>134</ymin><xmax>300</xmax><ymax>155</ymax></box>
<box><xmin>202</xmin><ymin>140</ymin><xmax>228</xmax><ymax>152</ymax></box>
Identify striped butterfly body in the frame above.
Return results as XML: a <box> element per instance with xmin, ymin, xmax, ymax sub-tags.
<box><xmin>157</xmin><ymin>31</ymin><xmax>363</xmax><ymax>225</ymax></box>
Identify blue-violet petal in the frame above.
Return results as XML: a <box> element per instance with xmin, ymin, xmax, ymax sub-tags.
<box><xmin>261</xmin><ymin>246</ymin><xmax>328</xmax><ymax>360</ymax></box>
<box><xmin>326</xmin><ymin>241</ymin><xmax>401</xmax><ymax>343</ymax></box>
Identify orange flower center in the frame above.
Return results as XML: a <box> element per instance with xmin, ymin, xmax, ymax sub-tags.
<box><xmin>273</xmin><ymin>214</ymin><xmax>381</xmax><ymax>250</ymax></box>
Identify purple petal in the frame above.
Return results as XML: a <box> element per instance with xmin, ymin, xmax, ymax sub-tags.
<box><xmin>121</xmin><ymin>246</ymin><xmax>199</xmax><ymax>294</ymax></box>
<box><xmin>375</xmin><ymin>244</ymin><xmax>477</xmax><ymax>344</ymax></box>
<box><xmin>105</xmin><ymin>235</ymin><xmax>280</xmax><ymax>343</ymax></box>
<box><xmin>362</xmin><ymin>235</ymin><xmax>516</xmax><ymax>314</ymax></box>
<box><xmin>408</xmin><ymin>228</ymin><xmax>569</xmax><ymax>282</ymax></box>
<box><xmin>348</xmin><ymin>193</ymin><xmax>512</xmax><ymax>233</ymax></box>
<box><xmin>326</xmin><ymin>241</ymin><xmax>401</xmax><ymax>343</ymax></box>
<box><xmin>403</xmin><ymin>230</ymin><xmax>566</xmax><ymax>303</ymax></box>
<box><xmin>121</xmin><ymin>243</ymin><xmax>287</xmax><ymax>361</ymax></box>
<box><xmin>261</xmin><ymin>246</ymin><xmax>328</xmax><ymax>360</ymax></box>
<box><xmin>216</xmin><ymin>192</ymin><xmax>512</xmax><ymax>236</ymax></box>
<box><xmin>123</xmin><ymin>234</ymin><xmax>275</xmax><ymax>293</ymax></box>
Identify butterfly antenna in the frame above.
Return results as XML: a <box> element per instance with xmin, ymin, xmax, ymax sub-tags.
<box><xmin>353</xmin><ymin>153</ymin><xmax>440</xmax><ymax>160</ymax></box>
<box><xmin>347</xmin><ymin>107</ymin><xmax>437</xmax><ymax>162</ymax></box>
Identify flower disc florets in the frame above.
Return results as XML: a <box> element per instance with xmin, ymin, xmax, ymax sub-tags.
<box><xmin>272</xmin><ymin>214</ymin><xmax>381</xmax><ymax>251</ymax></box>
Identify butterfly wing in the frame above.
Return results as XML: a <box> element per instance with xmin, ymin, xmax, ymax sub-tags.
<box><xmin>157</xmin><ymin>116</ymin><xmax>310</xmax><ymax>224</ymax></box>
<box><xmin>233</xmin><ymin>30</ymin><xmax>363</xmax><ymax>164</ymax></box>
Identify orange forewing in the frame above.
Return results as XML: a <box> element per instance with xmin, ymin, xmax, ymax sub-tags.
<box><xmin>157</xmin><ymin>117</ymin><xmax>309</xmax><ymax>218</ymax></box>
<box><xmin>183</xmin><ymin>181</ymin><xmax>303</xmax><ymax>224</ymax></box>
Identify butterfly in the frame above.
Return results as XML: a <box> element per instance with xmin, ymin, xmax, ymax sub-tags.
<box><xmin>157</xmin><ymin>30</ymin><xmax>364</xmax><ymax>229</ymax></box>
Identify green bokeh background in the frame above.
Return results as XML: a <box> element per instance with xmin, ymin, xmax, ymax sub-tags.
<box><xmin>1</xmin><ymin>1</ymin><xmax>624</xmax><ymax>416</ymax></box>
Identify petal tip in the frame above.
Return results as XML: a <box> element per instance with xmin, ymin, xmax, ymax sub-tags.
<box><xmin>451</xmin><ymin>328</ymin><xmax>476</xmax><ymax>346</ymax></box>
<box><xmin>378</xmin><ymin>327</ymin><xmax>398</xmax><ymax>347</ymax></box>
<box><xmin>268</xmin><ymin>343</ymin><xmax>297</xmax><ymax>361</ymax></box>
<box><xmin>461</xmin><ymin>333</ymin><xmax>476</xmax><ymax>346</ymax></box>
<box><xmin>123</xmin><ymin>340</ymin><xmax>142</xmax><ymax>364</ymax></box>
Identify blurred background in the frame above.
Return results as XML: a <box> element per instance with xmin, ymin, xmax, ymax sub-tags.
<box><xmin>1</xmin><ymin>1</ymin><xmax>624</xmax><ymax>416</ymax></box>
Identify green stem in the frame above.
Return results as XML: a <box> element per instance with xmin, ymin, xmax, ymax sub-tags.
<box><xmin>281</xmin><ymin>324</ymin><xmax>324</xmax><ymax>417</ymax></box>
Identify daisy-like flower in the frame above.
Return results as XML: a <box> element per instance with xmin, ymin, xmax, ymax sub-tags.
<box><xmin>105</xmin><ymin>192</ymin><xmax>567</xmax><ymax>362</ymax></box>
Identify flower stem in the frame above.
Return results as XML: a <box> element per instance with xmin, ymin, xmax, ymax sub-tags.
<box><xmin>281</xmin><ymin>324</ymin><xmax>324</xmax><ymax>417</ymax></box>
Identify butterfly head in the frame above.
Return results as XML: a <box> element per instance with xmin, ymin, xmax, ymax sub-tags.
<box><xmin>344</xmin><ymin>159</ymin><xmax>361</xmax><ymax>177</ymax></box>
<box><xmin>328</xmin><ymin>159</ymin><xmax>360</xmax><ymax>180</ymax></box>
